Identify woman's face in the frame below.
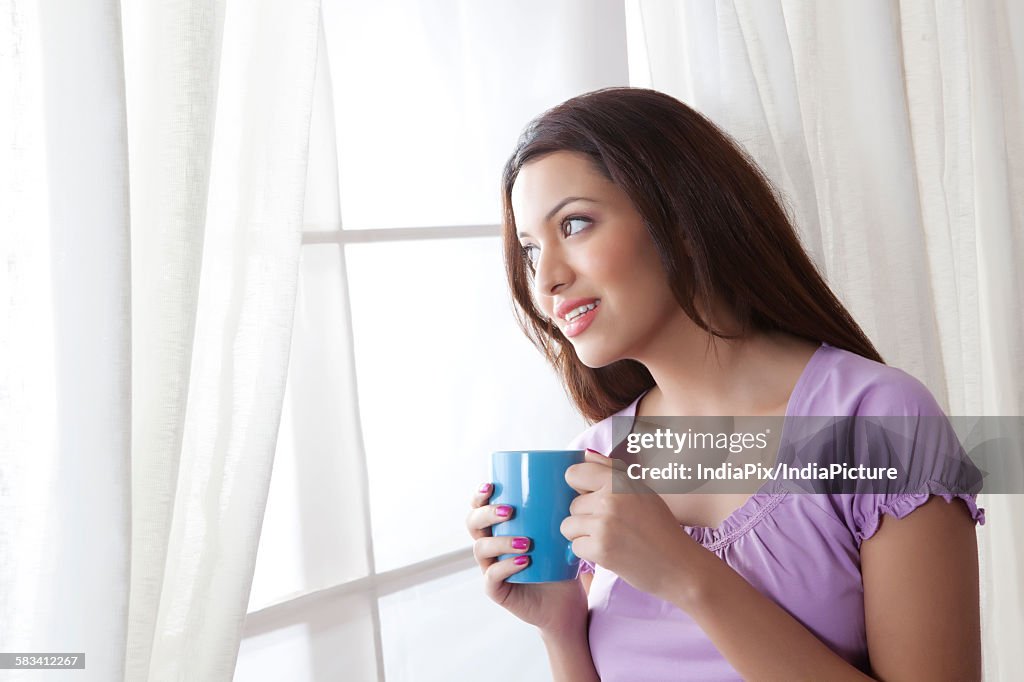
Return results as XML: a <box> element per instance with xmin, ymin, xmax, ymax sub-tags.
<box><xmin>511</xmin><ymin>151</ymin><xmax>685</xmax><ymax>368</ymax></box>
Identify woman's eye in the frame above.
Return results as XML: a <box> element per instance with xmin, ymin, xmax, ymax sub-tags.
<box><xmin>520</xmin><ymin>217</ymin><xmax>590</xmax><ymax>271</ymax></box>
<box><xmin>522</xmin><ymin>244</ymin><xmax>539</xmax><ymax>267</ymax></box>
<box><xmin>562</xmin><ymin>216</ymin><xmax>591</xmax><ymax>236</ymax></box>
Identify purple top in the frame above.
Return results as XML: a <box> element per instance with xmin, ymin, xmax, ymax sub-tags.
<box><xmin>568</xmin><ymin>342</ymin><xmax>986</xmax><ymax>680</ymax></box>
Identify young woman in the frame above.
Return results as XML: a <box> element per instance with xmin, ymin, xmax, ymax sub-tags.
<box><xmin>465</xmin><ymin>87</ymin><xmax>985</xmax><ymax>681</ymax></box>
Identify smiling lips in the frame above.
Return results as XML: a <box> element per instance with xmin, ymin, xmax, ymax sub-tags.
<box><xmin>561</xmin><ymin>299</ymin><xmax>600</xmax><ymax>338</ymax></box>
<box><xmin>554</xmin><ymin>297</ymin><xmax>599</xmax><ymax>319</ymax></box>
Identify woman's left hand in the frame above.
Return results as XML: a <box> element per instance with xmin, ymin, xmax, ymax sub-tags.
<box><xmin>561</xmin><ymin>448</ymin><xmax>705</xmax><ymax>605</ymax></box>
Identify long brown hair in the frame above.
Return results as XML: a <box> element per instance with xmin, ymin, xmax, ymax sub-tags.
<box><xmin>501</xmin><ymin>87</ymin><xmax>882</xmax><ymax>424</ymax></box>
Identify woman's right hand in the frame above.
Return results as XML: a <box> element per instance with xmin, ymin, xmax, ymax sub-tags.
<box><xmin>466</xmin><ymin>482</ymin><xmax>588</xmax><ymax>634</ymax></box>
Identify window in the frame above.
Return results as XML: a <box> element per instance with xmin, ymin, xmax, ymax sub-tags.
<box><xmin>236</xmin><ymin>3</ymin><xmax>630</xmax><ymax>679</ymax></box>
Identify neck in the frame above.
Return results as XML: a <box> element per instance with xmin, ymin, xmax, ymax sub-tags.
<box><xmin>635</xmin><ymin>320</ymin><xmax>816</xmax><ymax>416</ymax></box>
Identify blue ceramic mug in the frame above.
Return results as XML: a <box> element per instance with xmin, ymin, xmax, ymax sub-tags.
<box><xmin>490</xmin><ymin>449</ymin><xmax>585</xmax><ymax>583</ymax></box>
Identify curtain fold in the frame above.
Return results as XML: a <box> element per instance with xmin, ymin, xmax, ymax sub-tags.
<box><xmin>120</xmin><ymin>1</ymin><xmax>224</xmax><ymax>677</ymax></box>
<box><xmin>122</xmin><ymin>0</ymin><xmax>322</xmax><ymax>678</ymax></box>
<box><xmin>633</xmin><ymin>0</ymin><xmax>1023</xmax><ymax>679</ymax></box>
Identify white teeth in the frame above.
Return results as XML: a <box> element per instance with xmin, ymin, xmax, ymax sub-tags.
<box><xmin>564</xmin><ymin>301</ymin><xmax>599</xmax><ymax>322</ymax></box>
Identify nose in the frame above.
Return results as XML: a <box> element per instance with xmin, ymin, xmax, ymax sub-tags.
<box><xmin>533</xmin><ymin>243</ymin><xmax>573</xmax><ymax>299</ymax></box>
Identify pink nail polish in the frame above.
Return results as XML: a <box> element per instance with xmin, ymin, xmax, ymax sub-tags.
<box><xmin>495</xmin><ymin>505</ymin><xmax>512</xmax><ymax>517</ymax></box>
<box><xmin>512</xmin><ymin>537</ymin><xmax>529</xmax><ymax>550</ymax></box>
<box><xmin>514</xmin><ymin>555</ymin><xmax>529</xmax><ymax>565</ymax></box>
<box><xmin>479</xmin><ymin>483</ymin><xmax>491</xmax><ymax>493</ymax></box>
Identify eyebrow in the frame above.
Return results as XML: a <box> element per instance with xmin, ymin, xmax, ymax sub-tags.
<box><xmin>516</xmin><ymin>196</ymin><xmax>598</xmax><ymax>239</ymax></box>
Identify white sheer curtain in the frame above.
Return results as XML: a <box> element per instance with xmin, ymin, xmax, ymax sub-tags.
<box><xmin>627</xmin><ymin>0</ymin><xmax>1023</xmax><ymax>679</ymax></box>
<box><xmin>1</xmin><ymin>0</ymin><xmax>321</xmax><ymax>679</ymax></box>
<box><xmin>1</xmin><ymin>1</ymin><xmax>130</xmax><ymax>677</ymax></box>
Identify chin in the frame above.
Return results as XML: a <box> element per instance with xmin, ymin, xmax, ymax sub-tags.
<box><xmin>570</xmin><ymin>342</ymin><xmax>620</xmax><ymax>369</ymax></box>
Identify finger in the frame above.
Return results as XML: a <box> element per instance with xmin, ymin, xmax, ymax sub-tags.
<box><xmin>565</xmin><ymin>461</ymin><xmax>613</xmax><ymax>494</ymax></box>
<box><xmin>568</xmin><ymin>490</ymin><xmax>602</xmax><ymax>516</ymax></box>
<box><xmin>571</xmin><ymin>536</ymin><xmax>598</xmax><ymax>565</ymax></box>
<box><xmin>473</xmin><ymin>535</ymin><xmax>531</xmax><ymax>567</ymax></box>
<box><xmin>585</xmin><ymin>448</ymin><xmax>628</xmax><ymax>472</ymax></box>
<box><xmin>559</xmin><ymin>513</ymin><xmax>592</xmax><ymax>542</ymax></box>
<box><xmin>484</xmin><ymin>555</ymin><xmax>531</xmax><ymax>587</ymax></box>
<box><xmin>465</xmin><ymin>503</ymin><xmax>515</xmax><ymax>540</ymax></box>
<box><xmin>469</xmin><ymin>482</ymin><xmax>493</xmax><ymax>508</ymax></box>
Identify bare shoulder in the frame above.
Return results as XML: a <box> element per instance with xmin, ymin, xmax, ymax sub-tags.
<box><xmin>860</xmin><ymin>496</ymin><xmax>981</xmax><ymax>681</ymax></box>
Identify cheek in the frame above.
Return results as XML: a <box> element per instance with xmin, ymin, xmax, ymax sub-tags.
<box><xmin>532</xmin><ymin>291</ymin><xmax>552</xmax><ymax>318</ymax></box>
<box><xmin>587</xmin><ymin>237</ymin><xmax>639</xmax><ymax>285</ymax></box>
<box><xmin>610</xmin><ymin>252</ymin><xmax>676</xmax><ymax>324</ymax></box>
<box><xmin>598</xmin><ymin>239</ymin><xmax>663</xmax><ymax>298</ymax></box>
<box><xmin>532</xmin><ymin>285</ymin><xmax>558</xmax><ymax>320</ymax></box>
